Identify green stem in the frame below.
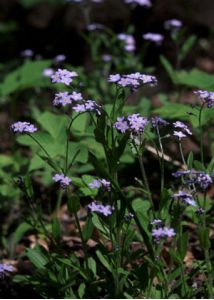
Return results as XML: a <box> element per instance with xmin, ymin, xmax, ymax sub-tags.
<box><xmin>202</xmin><ymin>194</ymin><xmax>213</xmax><ymax>298</ymax></box>
<box><xmin>156</xmin><ymin>126</ymin><xmax>165</xmax><ymax>193</ymax></box>
<box><xmin>73</xmin><ymin>211</ymin><xmax>90</xmax><ymax>276</ymax></box>
<box><xmin>199</xmin><ymin>103</ymin><xmax>205</xmax><ymax>167</ymax></box>
<box><xmin>64</xmin><ymin>114</ymin><xmax>80</xmax><ymax>174</ymax></box>
<box><xmin>178</xmin><ymin>140</ymin><xmax>187</xmax><ymax>168</ymax></box>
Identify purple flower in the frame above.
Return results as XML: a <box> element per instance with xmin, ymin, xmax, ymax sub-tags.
<box><xmin>51</xmin><ymin>69</ymin><xmax>78</xmax><ymax>85</ymax></box>
<box><xmin>109</xmin><ymin>72</ymin><xmax>157</xmax><ymax>89</ymax></box>
<box><xmin>172</xmin><ymin>191</ymin><xmax>197</xmax><ymax>206</ymax></box>
<box><xmin>71</xmin><ymin>91</ymin><xmax>83</xmax><ymax>101</ymax></box>
<box><xmin>172</xmin><ymin>169</ymin><xmax>212</xmax><ymax>190</ymax></box>
<box><xmin>108</xmin><ymin>74</ymin><xmax>121</xmax><ymax>83</ymax></box>
<box><xmin>53</xmin><ymin>92</ymin><xmax>73</xmax><ymax>106</ymax></box>
<box><xmin>124</xmin><ymin>0</ymin><xmax>152</xmax><ymax>7</ymax></box>
<box><xmin>152</xmin><ymin>226</ymin><xmax>176</xmax><ymax>242</ymax></box>
<box><xmin>173</xmin><ymin>121</ymin><xmax>192</xmax><ymax>139</ymax></box>
<box><xmin>118</xmin><ymin>33</ymin><xmax>136</xmax><ymax>52</ymax></box>
<box><xmin>114</xmin><ymin>117</ymin><xmax>129</xmax><ymax>133</ymax></box>
<box><xmin>114</xmin><ymin>114</ymin><xmax>148</xmax><ymax>134</ymax></box>
<box><xmin>102</xmin><ymin>54</ymin><xmax>112</xmax><ymax>62</ymax></box>
<box><xmin>143</xmin><ymin>33</ymin><xmax>164</xmax><ymax>44</ymax></box>
<box><xmin>88</xmin><ymin>201</ymin><xmax>114</xmax><ymax>216</ymax></box>
<box><xmin>53</xmin><ymin>173</ymin><xmax>71</xmax><ymax>188</ymax></box>
<box><xmin>0</xmin><ymin>264</ymin><xmax>14</xmax><ymax>277</ymax></box>
<box><xmin>194</xmin><ymin>90</ymin><xmax>214</xmax><ymax>108</ymax></box>
<box><xmin>20</xmin><ymin>49</ymin><xmax>34</xmax><ymax>58</ymax></box>
<box><xmin>88</xmin><ymin>178</ymin><xmax>111</xmax><ymax>191</ymax></box>
<box><xmin>151</xmin><ymin>116</ymin><xmax>169</xmax><ymax>128</ymax></box>
<box><xmin>164</xmin><ymin>19</ymin><xmax>182</xmax><ymax>30</ymax></box>
<box><xmin>11</xmin><ymin>121</ymin><xmax>37</xmax><ymax>133</ymax></box>
<box><xmin>43</xmin><ymin>68</ymin><xmax>54</xmax><ymax>77</ymax></box>
<box><xmin>196</xmin><ymin>173</ymin><xmax>212</xmax><ymax>190</ymax></box>
<box><xmin>54</xmin><ymin>54</ymin><xmax>66</xmax><ymax>62</ymax></box>
<box><xmin>128</xmin><ymin>114</ymin><xmax>148</xmax><ymax>133</ymax></box>
<box><xmin>89</xmin><ymin>179</ymin><xmax>102</xmax><ymax>189</ymax></box>
<box><xmin>87</xmin><ymin>23</ymin><xmax>105</xmax><ymax>31</ymax></box>
<box><xmin>73</xmin><ymin>104</ymin><xmax>86</xmax><ymax>113</ymax></box>
<box><xmin>151</xmin><ymin>219</ymin><xmax>164</xmax><ymax>227</ymax></box>
<box><xmin>73</xmin><ymin>100</ymin><xmax>101</xmax><ymax>115</ymax></box>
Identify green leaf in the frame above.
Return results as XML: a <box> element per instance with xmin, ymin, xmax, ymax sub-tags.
<box><xmin>96</xmin><ymin>250</ymin><xmax>112</xmax><ymax>272</ymax></box>
<box><xmin>0</xmin><ymin>60</ymin><xmax>52</xmax><ymax>96</ymax></box>
<box><xmin>154</xmin><ymin>103</ymin><xmax>191</xmax><ymax>121</ymax></box>
<box><xmin>52</xmin><ymin>218</ymin><xmax>61</xmax><ymax>242</ymax></box>
<box><xmin>37</xmin><ymin>111</ymin><xmax>67</xmax><ymax>142</ymax></box>
<box><xmin>187</xmin><ymin>152</ymin><xmax>194</xmax><ymax>169</ymax></box>
<box><xmin>160</xmin><ymin>55</ymin><xmax>177</xmax><ymax>84</ymax></box>
<box><xmin>176</xmin><ymin>69</ymin><xmax>214</xmax><ymax>90</ymax></box>
<box><xmin>178</xmin><ymin>231</ymin><xmax>188</xmax><ymax>260</ymax></box>
<box><xmin>88</xmin><ymin>257</ymin><xmax>97</xmax><ymax>277</ymax></box>
<box><xmin>26</xmin><ymin>247</ymin><xmax>49</xmax><ymax>269</ymax></box>
<box><xmin>82</xmin><ymin>216</ymin><xmax>94</xmax><ymax>241</ymax></box>
<box><xmin>199</xmin><ymin>228</ymin><xmax>211</xmax><ymax>250</ymax></box>
<box><xmin>67</xmin><ymin>195</ymin><xmax>80</xmax><ymax>213</ymax></box>
<box><xmin>179</xmin><ymin>35</ymin><xmax>197</xmax><ymax>61</ymax></box>
<box><xmin>78</xmin><ymin>283</ymin><xmax>86</xmax><ymax>299</ymax></box>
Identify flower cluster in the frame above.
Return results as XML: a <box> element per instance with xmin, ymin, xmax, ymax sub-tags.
<box><xmin>143</xmin><ymin>33</ymin><xmax>164</xmax><ymax>44</ymax></box>
<box><xmin>20</xmin><ymin>49</ymin><xmax>34</xmax><ymax>58</ymax></box>
<box><xmin>54</xmin><ymin>54</ymin><xmax>66</xmax><ymax>63</ymax></box>
<box><xmin>43</xmin><ymin>68</ymin><xmax>54</xmax><ymax>77</ymax></box>
<box><xmin>88</xmin><ymin>178</ymin><xmax>111</xmax><ymax>191</ymax></box>
<box><xmin>108</xmin><ymin>72</ymin><xmax>157</xmax><ymax>88</ymax></box>
<box><xmin>87</xmin><ymin>23</ymin><xmax>105</xmax><ymax>31</ymax></box>
<box><xmin>173</xmin><ymin>121</ymin><xmax>192</xmax><ymax>139</ymax></box>
<box><xmin>53</xmin><ymin>173</ymin><xmax>72</xmax><ymax>188</ymax></box>
<box><xmin>73</xmin><ymin>100</ymin><xmax>101</xmax><ymax>115</ymax></box>
<box><xmin>0</xmin><ymin>264</ymin><xmax>14</xmax><ymax>278</ymax></box>
<box><xmin>117</xmin><ymin>33</ymin><xmax>136</xmax><ymax>52</ymax></box>
<box><xmin>11</xmin><ymin>121</ymin><xmax>37</xmax><ymax>134</ymax></box>
<box><xmin>172</xmin><ymin>170</ymin><xmax>212</xmax><ymax>190</ymax></box>
<box><xmin>51</xmin><ymin>69</ymin><xmax>78</xmax><ymax>85</ymax></box>
<box><xmin>152</xmin><ymin>225</ymin><xmax>176</xmax><ymax>242</ymax></box>
<box><xmin>124</xmin><ymin>0</ymin><xmax>152</xmax><ymax>7</ymax></box>
<box><xmin>53</xmin><ymin>91</ymin><xmax>83</xmax><ymax>106</ymax></box>
<box><xmin>172</xmin><ymin>191</ymin><xmax>197</xmax><ymax>206</ymax></box>
<box><xmin>88</xmin><ymin>201</ymin><xmax>114</xmax><ymax>216</ymax></box>
<box><xmin>114</xmin><ymin>114</ymin><xmax>148</xmax><ymax>134</ymax></box>
<box><xmin>194</xmin><ymin>90</ymin><xmax>214</xmax><ymax>108</ymax></box>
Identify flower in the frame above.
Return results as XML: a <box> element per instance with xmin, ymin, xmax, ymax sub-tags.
<box><xmin>20</xmin><ymin>49</ymin><xmax>34</xmax><ymax>58</ymax></box>
<box><xmin>108</xmin><ymin>74</ymin><xmax>121</xmax><ymax>83</ymax></box>
<box><xmin>73</xmin><ymin>100</ymin><xmax>101</xmax><ymax>115</ymax></box>
<box><xmin>151</xmin><ymin>219</ymin><xmax>164</xmax><ymax>227</ymax></box>
<box><xmin>114</xmin><ymin>117</ymin><xmax>129</xmax><ymax>133</ymax></box>
<box><xmin>151</xmin><ymin>116</ymin><xmax>169</xmax><ymax>128</ymax></box>
<box><xmin>173</xmin><ymin>121</ymin><xmax>192</xmax><ymax>139</ymax></box>
<box><xmin>127</xmin><ymin>114</ymin><xmax>148</xmax><ymax>133</ymax></box>
<box><xmin>43</xmin><ymin>68</ymin><xmax>54</xmax><ymax>77</ymax></box>
<box><xmin>88</xmin><ymin>178</ymin><xmax>111</xmax><ymax>191</ymax></box>
<box><xmin>118</xmin><ymin>33</ymin><xmax>136</xmax><ymax>52</ymax></box>
<box><xmin>54</xmin><ymin>54</ymin><xmax>66</xmax><ymax>62</ymax></box>
<box><xmin>102</xmin><ymin>54</ymin><xmax>112</xmax><ymax>62</ymax></box>
<box><xmin>109</xmin><ymin>72</ymin><xmax>157</xmax><ymax>89</ymax></box>
<box><xmin>172</xmin><ymin>191</ymin><xmax>197</xmax><ymax>206</ymax></box>
<box><xmin>51</xmin><ymin>69</ymin><xmax>78</xmax><ymax>85</ymax></box>
<box><xmin>114</xmin><ymin>114</ymin><xmax>148</xmax><ymax>134</ymax></box>
<box><xmin>143</xmin><ymin>33</ymin><xmax>164</xmax><ymax>44</ymax></box>
<box><xmin>152</xmin><ymin>226</ymin><xmax>176</xmax><ymax>242</ymax></box>
<box><xmin>0</xmin><ymin>263</ymin><xmax>14</xmax><ymax>277</ymax></box>
<box><xmin>164</xmin><ymin>19</ymin><xmax>182</xmax><ymax>30</ymax></box>
<box><xmin>88</xmin><ymin>201</ymin><xmax>114</xmax><ymax>216</ymax></box>
<box><xmin>87</xmin><ymin>23</ymin><xmax>105</xmax><ymax>31</ymax></box>
<box><xmin>53</xmin><ymin>173</ymin><xmax>71</xmax><ymax>188</ymax></box>
<box><xmin>11</xmin><ymin>121</ymin><xmax>37</xmax><ymax>133</ymax></box>
<box><xmin>124</xmin><ymin>0</ymin><xmax>152</xmax><ymax>7</ymax></box>
<box><xmin>53</xmin><ymin>92</ymin><xmax>73</xmax><ymax>106</ymax></box>
<box><xmin>194</xmin><ymin>90</ymin><xmax>214</xmax><ymax>108</ymax></box>
<box><xmin>172</xmin><ymin>169</ymin><xmax>212</xmax><ymax>190</ymax></box>
<box><xmin>71</xmin><ymin>91</ymin><xmax>83</xmax><ymax>101</ymax></box>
